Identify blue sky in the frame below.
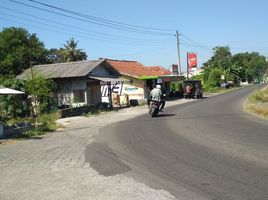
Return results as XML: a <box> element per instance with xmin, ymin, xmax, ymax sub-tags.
<box><xmin>1</xmin><ymin>0</ymin><xmax>267</xmax><ymax>72</ymax></box>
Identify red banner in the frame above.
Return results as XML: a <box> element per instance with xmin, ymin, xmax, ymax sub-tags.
<box><xmin>187</xmin><ymin>53</ymin><xmax>197</xmax><ymax>70</ymax></box>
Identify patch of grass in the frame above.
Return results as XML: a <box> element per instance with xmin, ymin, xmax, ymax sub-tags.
<box><xmin>248</xmin><ymin>87</ymin><xmax>268</xmax><ymax>103</ymax></box>
<box><xmin>247</xmin><ymin>103</ymin><xmax>268</xmax><ymax>117</ymax></box>
<box><xmin>36</xmin><ymin>111</ymin><xmax>60</xmax><ymax>132</ymax></box>
<box><xmin>6</xmin><ymin>117</ymin><xmax>34</xmax><ymax>126</ymax></box>
<box><xmin>203</xmin><ymin>86</ymin><xmax>237</xmax><ymax>94</ymax></box>
<box><xmin>246</xmin><ymin>86</ymin><xmax>268</xmax><ymax>118</ymax></box>
<box><xmin>8</xmin><ymin>111</ymin><xmax>60</xmax><ymax>139</ymax></box>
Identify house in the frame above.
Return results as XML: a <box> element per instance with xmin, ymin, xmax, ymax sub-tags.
<box><xmin>17</xmin><ymin>59</ymin><xmax>124</xmax><ymax>108</ymax></box>
<box><xmin>105</xmin><ymin>59</ymin><xmax>184</xmax><ymax>104</ymax></box>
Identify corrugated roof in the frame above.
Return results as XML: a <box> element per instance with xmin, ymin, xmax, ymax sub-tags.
<box><xmin>17</xmin><ymin>59</ymin><xmax>105</xmax><ymax>79</ymax></box>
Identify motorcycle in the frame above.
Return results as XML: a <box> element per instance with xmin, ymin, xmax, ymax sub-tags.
<box><xmin>149</xmin><ymin>100</ymin><xmax>161</xmax><ymax>117</ymax></box>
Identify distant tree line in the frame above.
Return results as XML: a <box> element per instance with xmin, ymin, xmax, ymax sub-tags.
<box><xmin>196</xmin><ymin>46</ymin><xmax>268</xmax><ymax>90</ymax></box>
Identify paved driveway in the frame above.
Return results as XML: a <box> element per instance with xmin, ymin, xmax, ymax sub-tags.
<box><xmin>0</xmin><ymin>99</ymin><xmax>192</xmax><ymax>200</ymax></box>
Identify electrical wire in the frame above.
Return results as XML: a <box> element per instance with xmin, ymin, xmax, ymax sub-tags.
<box><xmin>0</xmin><ymin>7</ymin><xmax>173</xmax><ymax>44</ymax></box>
<box><xmin>9</xmin><ymin>0</ymin><xmax>174</xmax><ymax>36</ymax></box>
<box><xmin>29</xmin><ymin>0</ymin><xmax>175</xmax><ymax>33</ymax></box>
<box><xmin>7</xmin><ymin>0</ymin><xmax>218</xmax><ymax>50</ymax></box>
<box><xmin>3</xmin><ymin>0</ymin><xmax>228</xmax><ymax>62</ymax></box>
<box><xmin>180</xmin><ymin>34</ymin><xmax>212</xmax><ymax>50</ymax></box>
<box><xmin>0</xmin><ymin>17</ymin><xmax>173</xmax><ymax>46</ymax></box>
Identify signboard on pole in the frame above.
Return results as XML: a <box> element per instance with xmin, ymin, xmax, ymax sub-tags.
<box><xmin>171</xmin><ymin>64</ymin><xmax>178</xmax><ymax>74</ymax></box>
<box><xmin>187</xmin><ymin>53</ymin><xmax>197</xmax><ymax>70</ymax></box>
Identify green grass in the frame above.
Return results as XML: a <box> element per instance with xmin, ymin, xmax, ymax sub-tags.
<box><xmin>203</xmin><ymin>86</ymin><xmax>239</xmax><ymax>94</ymax></box>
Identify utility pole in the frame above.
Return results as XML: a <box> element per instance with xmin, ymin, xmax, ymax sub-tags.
<box><xmin>29</xmin><ymin>34</ymin><xmax>35</xmax><ymax>80</ymax></box>
<box><xmin>176</xmin><ymin>30</ymin><xmax>182</xmax><ymax>75</ymax></box>
<box><xmin>186</xmin><ymin>52</ymin><xmax>189</xmax><ymax>80</ymax></box>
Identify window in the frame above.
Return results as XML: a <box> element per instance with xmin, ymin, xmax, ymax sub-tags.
<box><xmin>73</xmin><ymin>89</ymin><xmax>85</xmax><ymax>102</ymax></box>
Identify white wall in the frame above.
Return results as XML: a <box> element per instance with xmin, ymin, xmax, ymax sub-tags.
<box><xmin>101</xmin><ymin>82</ymin><xmax>145</xmax><ymax>104</ymax></box>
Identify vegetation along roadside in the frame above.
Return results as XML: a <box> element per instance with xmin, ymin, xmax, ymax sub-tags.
<box><xmin>245</xmin><ymin>86</ymin><xmax>268</xmax><ymax>118</ymax></box>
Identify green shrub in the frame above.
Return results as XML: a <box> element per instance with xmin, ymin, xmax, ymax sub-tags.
<box><xmin>207</xmin><ymin>68</ymin><xmax>224</xmax><ymax>87</ymax></box>
<box><xmin>36</xmin><ymin>111</ymin><xmax>60</xmax><ymax>132</ymax></box>
<box><xmin>15</xmin><ymin>111</ymin><xmax>60</xmax><ymax>138</ymax></box>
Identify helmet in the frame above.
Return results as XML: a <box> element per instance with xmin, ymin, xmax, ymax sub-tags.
<box><xmin>156</xmin><ymin>84</ymin><xmax>161</xmax><ymax>89</ymax></box>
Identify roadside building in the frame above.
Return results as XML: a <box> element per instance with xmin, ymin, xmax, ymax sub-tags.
<box><xmin>17</xmin><ymin>59</ymin><xmax>124</xmax><ymax>108</ymax></box>
<box><xmin>106</xmin><ymin>59</ymin><xmax>183</xmax><ymax>105</ymax></box>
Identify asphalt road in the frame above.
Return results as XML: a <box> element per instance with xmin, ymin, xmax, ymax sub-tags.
<box><xmin>86</xmin><ymin>85</ymin><xmax>268</xmax><ymax>200</ymax></box>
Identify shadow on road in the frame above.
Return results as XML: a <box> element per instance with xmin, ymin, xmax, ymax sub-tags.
<box><xmin>156</xmin><ymin>114</ymin><xmax>176</xmax><ymax>117</ymax></box>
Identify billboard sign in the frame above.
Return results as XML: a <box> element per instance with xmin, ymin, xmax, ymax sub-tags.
<box><xmin>187</xmin><ymin>53</ymin><xmax>197</xmax><ymax>70</ymax></box>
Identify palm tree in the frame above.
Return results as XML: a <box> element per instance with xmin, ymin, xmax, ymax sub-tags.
<box><xmin>60</xmin><ymin>38</ymin><xmax>87</xmax><ymax>62</ymax></box>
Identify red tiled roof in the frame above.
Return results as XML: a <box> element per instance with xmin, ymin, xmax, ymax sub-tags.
<box><xmin>106</xmin><ymin>59</ymin><xmax>171</xmax><ymax>77</ymax></box>
<box><xmin>147</xmin><ymin>66</ymin><xmax>171</xmax><ymax>76</ymax></box>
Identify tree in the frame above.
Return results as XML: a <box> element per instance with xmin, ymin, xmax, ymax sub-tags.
<box><xmin>203</xmin><ymin>46</ymin><xmax>232</xmax><ymax>70</ymax></box>
<box><xmin>59</xmin><ymin>38</ymin><xmax>87</xmax><ymax>62</ymax></box>
<box><xmin>202</xmin><ymin>46</ymin><xmax>234</xmax><ymax>85</ymax></box>
<box><xmin>0</xmin><ymin>27</ymin><xmax>47</xmax><ymax>76</ymax></box>
<box><xmin>207</xmin><ymin>68</ymin><xmax>225</xmax><ymax>87</ymax></box>
<box><xmin>0</xmin><ymin>77</ymin><xmax>30</xmax><ymax>119</ymax></box>
<box><xmin>232</xmin><ymin>52</ymin><xmax>268</xmax><ymax>82</ymax></box>
<box><xmin>25</xmin><ymin>72</ymin><xmax>56</xmax><ymax>115</ymax></box>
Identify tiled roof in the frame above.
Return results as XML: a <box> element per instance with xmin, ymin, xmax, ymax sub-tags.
<box><xmin>147</xmin><ymin>66</ymin><xmax>171</xmax><ymax>76</ymax></box>
<box><xmin>106</xmin><ymin>59</ymin><xmax>147</xmax><ymax>77</ymax></box>
<box><xmin>106</xmin><ymin>59</ymin><xmax>171</xmax><ymax>77</ymax></box>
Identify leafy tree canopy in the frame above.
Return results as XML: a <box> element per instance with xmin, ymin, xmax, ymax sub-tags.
<box><xmin>201</xmin><ymin>46</ymin><xmax>268</xmax><ymax>87</ymax></box>
<box><xmin>0</xmin><ymin>77</ymin><xmax>30</xmax><ymax>119</ymax></box>
<box><xmin>231</xmin><ymin>52</ymin><xmax>268</xmax><ymax>81</ymax></box>
<box><xmin>0</xmin><ymin>27</ymin><xmax>47</xmax><ymax>76</ymax></box>
<box><xmin>59</xmin><ymin>38</ymin><xmax>87</xmax><ymax>62</ymax></box>
<box><xmin>203</xmin><ymin>46</ymin><xmax>232</xmax><ymax>70</ymax></box>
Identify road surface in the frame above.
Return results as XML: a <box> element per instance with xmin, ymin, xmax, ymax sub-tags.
<box><xmin>86</xmin><ymin>85</ymin><xmax>268</xmax><ymax>200</ymax></box>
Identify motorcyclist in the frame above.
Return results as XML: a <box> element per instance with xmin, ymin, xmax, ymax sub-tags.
<box><xmin>149</xmin><ymin>84</ymin><xmax>162</xmax><ymax>102</ymax></box>
<box><xmin>149</xmin><ymin>85</ymin><xmax>163</xmax><ymax>112</ymax></box>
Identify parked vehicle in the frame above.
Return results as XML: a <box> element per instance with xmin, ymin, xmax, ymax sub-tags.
<box><xmin>149</xmin><ymin>101</ymin><xmax>160</xmax><ymax>117</ymax></box>
<box><xmin>220</xmin><ymin>82</ymin><xmax>230</xmax><ymax>88</ymax></box>
<box><xmin>183</xmin><ymin>80</ymin><xmax>203</xmax><ymax>99</ymax></box>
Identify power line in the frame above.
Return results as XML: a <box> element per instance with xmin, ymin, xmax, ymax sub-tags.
<box><xmin>9</xmin><ymin>0</ymin><xmax>174</xmax><ymax>36</ymax></box>
<box><xmin>180</xmin><ymin>39</ymin><xmax>213</xmax><ymax>53</ymax></box>
<box><xmin>0</xmin><ymin>17</ymin><xmax>172</xmax><ymax>46</ymax></box>
<box><xmin>0</xmin><ymin>6</ymin><xmax>173</xmax><ymax>44</ymax></box>
<box><xmin>29</xmin><ymin>0</ymin><xmax>175</xmax><ymax>33</ymax></box>
<box><xmin>180</xmin><ymin>34</ymin><xmax>212</xmax><ymax>50</ymax></box>
<box><xmin>4</xmin><ymin>0</ymin><xmax>222</xmax><ymax>65</ymax></box>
